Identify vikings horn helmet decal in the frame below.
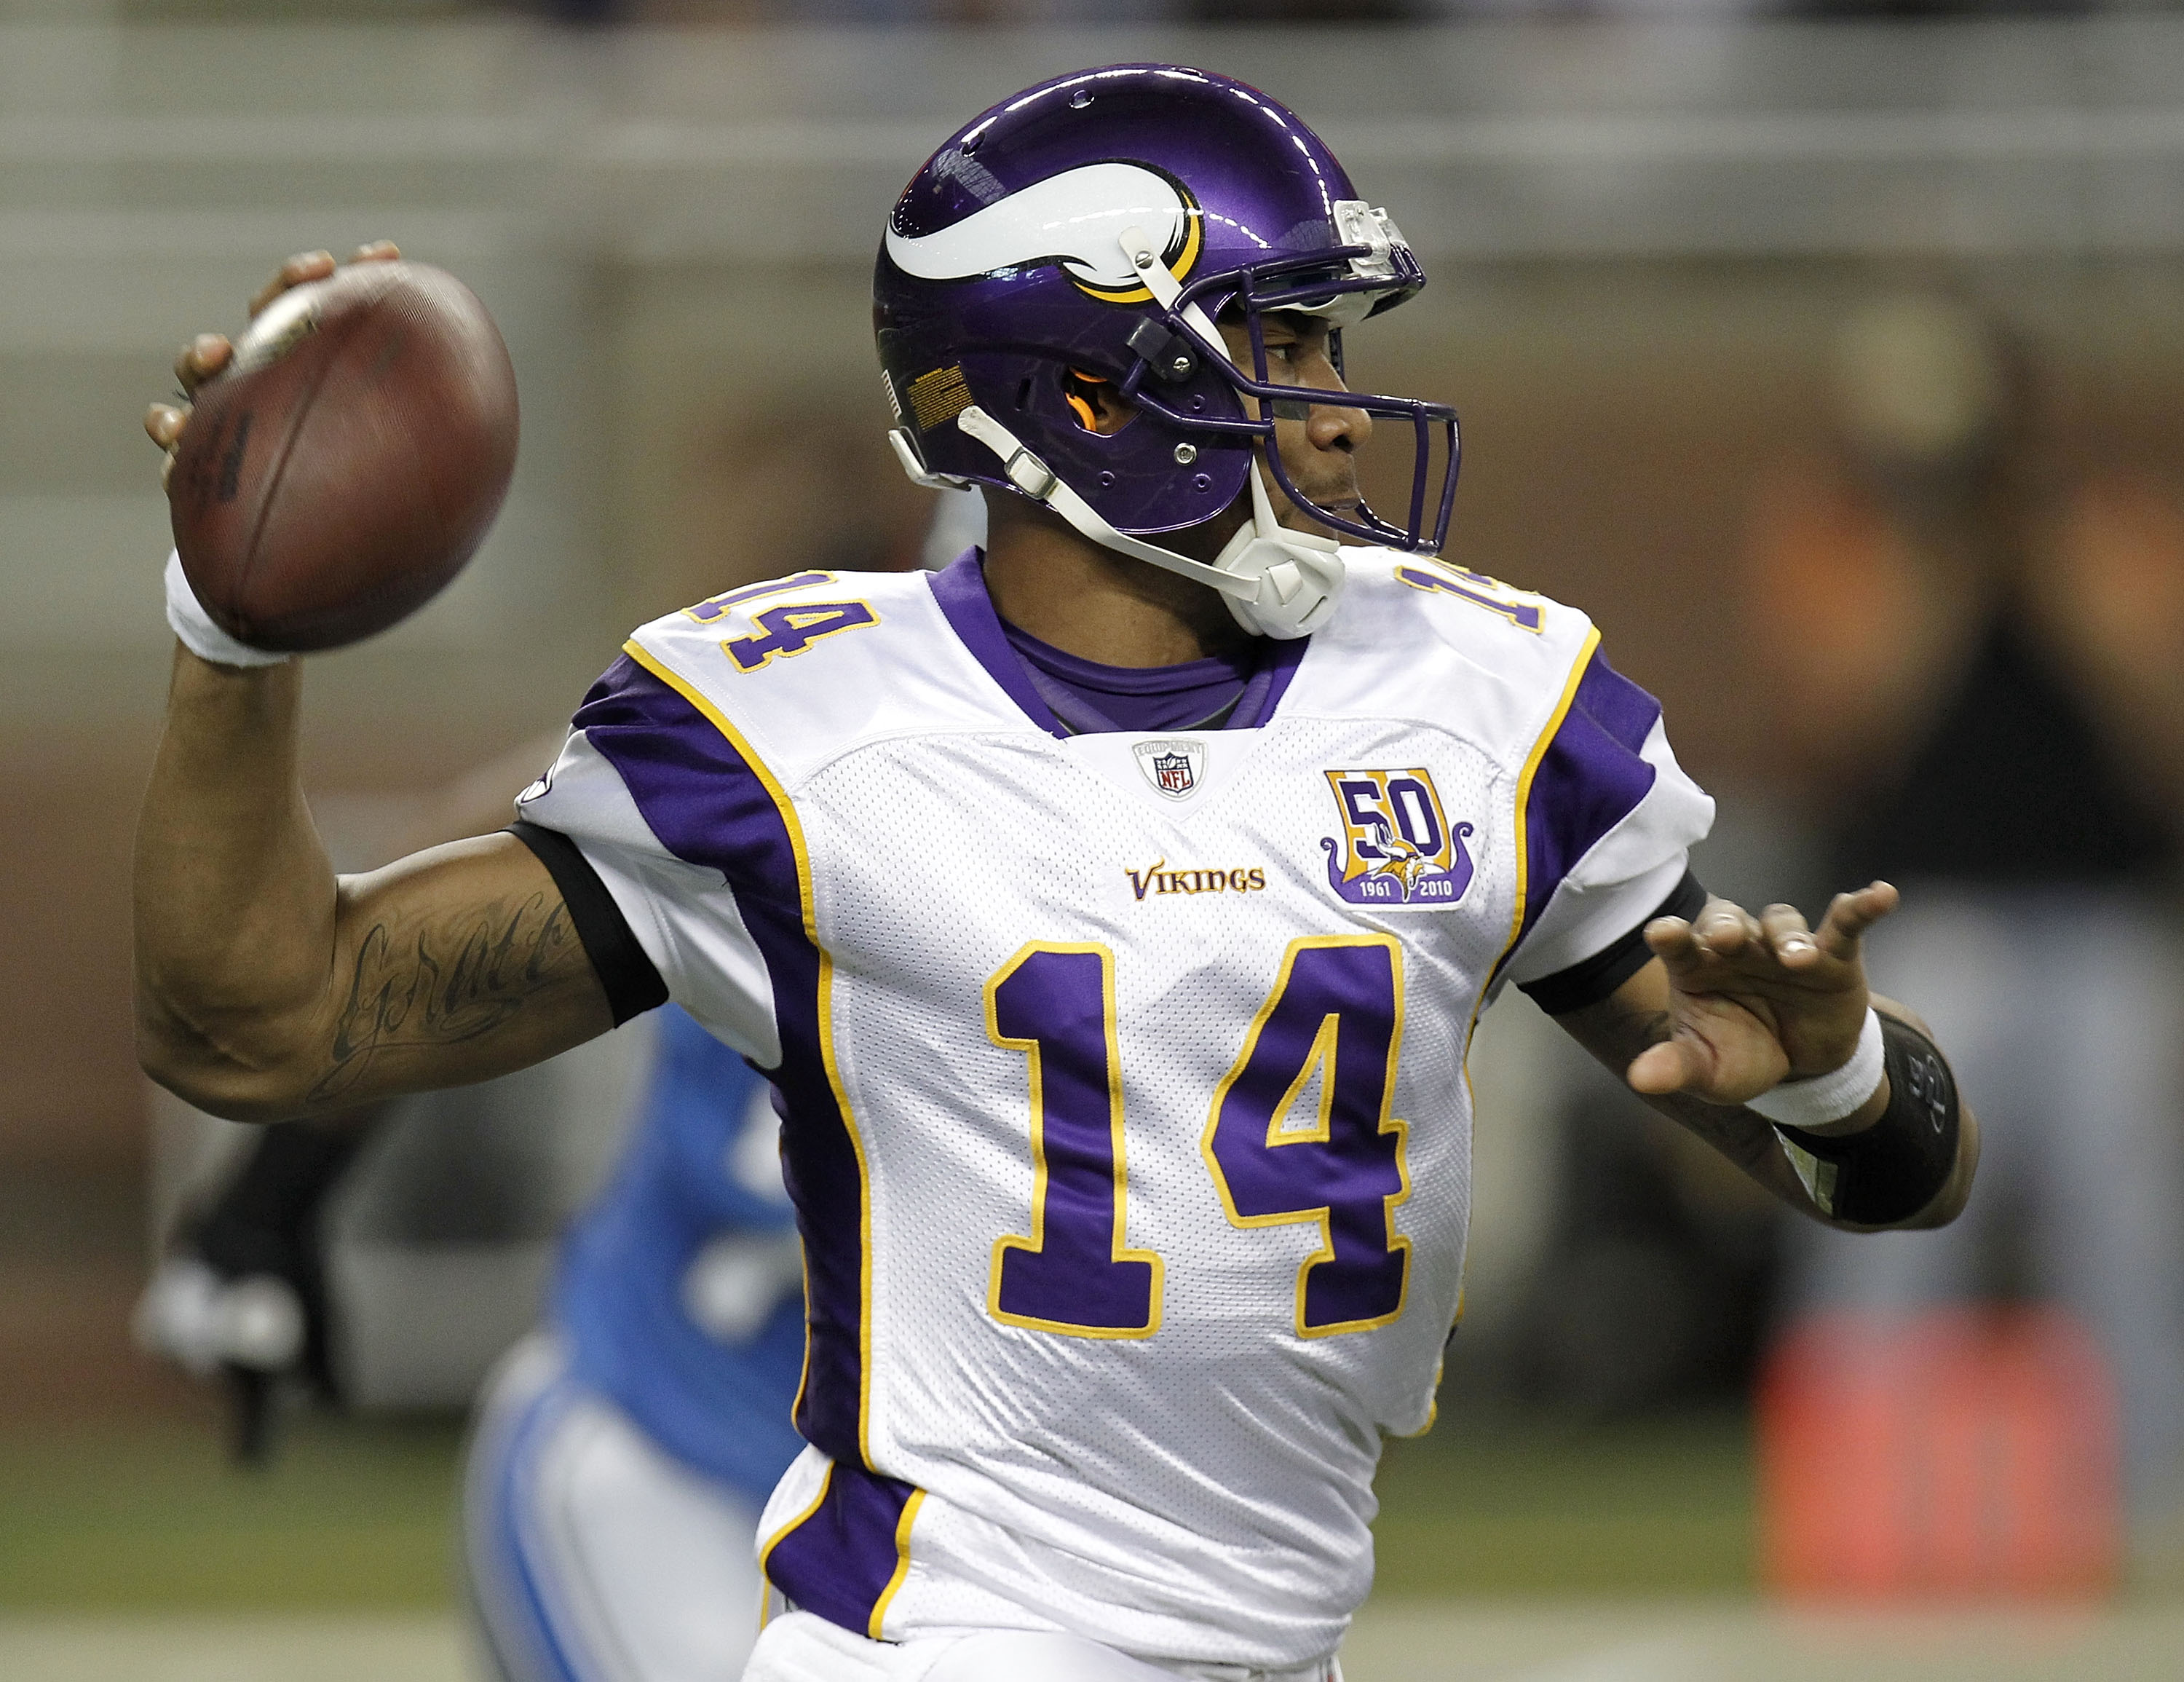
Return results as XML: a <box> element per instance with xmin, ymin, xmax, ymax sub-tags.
<box><xmin>883</xmin><ymin>162</ymin><xmax>1203</xmax><ymax>304</ymax></box>
<box><xmin>874</xmin><ymin>65</ymin><xmax>1460</xmax><ymax>640</ymax></box>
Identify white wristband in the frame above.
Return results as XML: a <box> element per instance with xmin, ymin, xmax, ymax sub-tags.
<box><xmin>1746</xmin><ymin>1006</ymin><xmax>1886</xmax><ymax>1130</ymax></box>
<box><xmin>165</xmin><ymin>550</ymin><xmax>291</xmax><ymax>668</ymax></box>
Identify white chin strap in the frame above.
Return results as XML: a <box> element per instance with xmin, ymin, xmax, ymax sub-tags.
<box><xmin>887</xmin><ymin>223</ymin><xmax>1346</xmax><ymax>641</ymax></box>
<box><xmin>949</xmin><ymin>405</ymin><xmax>1341</xmax><ymax>640</ymax></box>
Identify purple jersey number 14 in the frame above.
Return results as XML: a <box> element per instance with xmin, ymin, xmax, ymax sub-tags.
<box><xmin>985</xmin><ymin>936</ymin><xmax>1409</xmax><ymax>1341</ymax></box>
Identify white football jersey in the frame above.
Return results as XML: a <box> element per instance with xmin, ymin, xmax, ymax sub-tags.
<box><xmin>517</xmin><ymin>549</ymin><xmax>1712</xmax><ymax>1669</ymax></box>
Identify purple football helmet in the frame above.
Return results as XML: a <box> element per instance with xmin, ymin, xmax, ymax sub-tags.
<box><xmin>874</xmin><ymin>64</ymin><xmax>1460</xmax><ymax>637</ymax></box>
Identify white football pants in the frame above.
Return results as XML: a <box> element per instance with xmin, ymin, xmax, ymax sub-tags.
<box><xmin>466</xmin><ymin>1338</ymin><xmax>1346</xmax><ymax>1682</ymax></box>
<box><xmin>467</xmin><ymin>1335</ymin><xmax>770</xmax><ymax>1682</ymax></box>
<box><xmin>743</xmin><ymin>1609</ymin><xmax>1343</xmax><ymax>1682</ymax></box>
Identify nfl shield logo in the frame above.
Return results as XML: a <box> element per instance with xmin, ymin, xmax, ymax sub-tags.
<box><xmin>1132</xmin><ymin>738</ymin><xmax>1206</xmax><ymax>800</ymax></box>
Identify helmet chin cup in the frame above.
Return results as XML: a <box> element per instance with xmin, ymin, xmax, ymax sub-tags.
<box><xmin>953</xmin><ymin>404</ymin><xmax>1347</xmax><ymax>641</ymax></box>
<box><xmin>1216</xmin><ymin>456</ymin><xmax>1344</xmax><ymax>638</ymax></box>
<box><xmin>1216</xmin><ymin>525</ymin><xmax>1343</xmax><ymax>639</ymax></box>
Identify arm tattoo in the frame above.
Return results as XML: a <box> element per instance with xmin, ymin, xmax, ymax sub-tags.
<box><xmin>310</xmin><ymin>891</ymin><xmax>582</xmax><ymax>1103</ymax></box>
<box><xmin>1570</xmin><ymin>997</ymin><xmax>1813</xmax><ymax>1207</ymax></box>
<box><xmin>1647</xmin><ymin>1088</ymin><xmax>1800</xmax><ymax>1188</ymax></box>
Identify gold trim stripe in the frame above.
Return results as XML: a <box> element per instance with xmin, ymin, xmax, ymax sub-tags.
<box><xmin>753</xmin><ymin>1462</ymin><xmax>834</xmax><ymax>1628</ymax></box>
<box><xmin>1449</xmin><ymin>626</ymin><xmax>1603</xmax><ymax>1363</ymax></box>
<box><xmin>867</xmin><ymin>1488</ymin><xmax>928</xmax><ymax>1640</ymax></box>
<box><xmin>622</xmin><ymin>638</ymin><xmax>878</xmax><ymax>1471</ymax></box>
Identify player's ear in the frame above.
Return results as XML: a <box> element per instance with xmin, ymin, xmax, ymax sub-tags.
<box><xmin>1061</xmin><ymin>368</ymin><xmax>1135</xmax><ymax>436</ymax></box>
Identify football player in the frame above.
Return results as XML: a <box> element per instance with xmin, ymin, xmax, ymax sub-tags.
<box><xmin>465</xmin><ymin>1002</ymin><xmax>806</xmax><ymax>1682</ymax></box>
<box><xmin>137</xmin><ymin>66</ymin><xmax>1976</xmax><ymax>1682</ymax></box>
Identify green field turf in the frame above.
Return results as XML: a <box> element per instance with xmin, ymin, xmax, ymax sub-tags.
<box><xmin>0</xmin><ymin>1413</ymin><xmax>466</xmax><ymax>1612</ymax></box>
<box><xmin>1373</xmin><ymin>1405</ymin><xmax>1757</xmax><ymax>1598</ymax></box>
<box><xmin>0</xmin><ymin>1403</ymin><xmax>1758</xmax><ymax>1611</ymax></box>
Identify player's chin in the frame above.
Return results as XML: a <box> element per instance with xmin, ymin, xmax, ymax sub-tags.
<box><xmin>1281</xmin><ymin>490</ymin><xmax>1359</xmax><ymax>540</ymax></box>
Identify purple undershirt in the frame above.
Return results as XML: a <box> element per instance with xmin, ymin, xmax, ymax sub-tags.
<box><xmin>1000</xmin><ymin>620</ymin><xmax>1262</xmax><ymax>735</ymax></box>
<box><xmin>925</xmin><ymin>550</ymin><xmax>1305</xmax><ymax>739</ymax></box>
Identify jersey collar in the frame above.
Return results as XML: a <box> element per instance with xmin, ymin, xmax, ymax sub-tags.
<box><xmin>924</xmin><ymin>550</ymin><xmax>1307</xmax><ymax>741</ymax></box>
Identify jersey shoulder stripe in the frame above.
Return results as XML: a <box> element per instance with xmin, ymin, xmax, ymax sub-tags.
<box><xmin>563</xmin><ymin>650</ymin><xmax>877</xmax><ymax>1472</ymax></box>
<box><xmin>1516</xmin><ymin>643</ymin><xmax>1665</xmax><ymax>956</ymax></box>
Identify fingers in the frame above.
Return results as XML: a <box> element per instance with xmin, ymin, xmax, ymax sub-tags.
<box><xmin>1643</xmin><ymin>913</ymin><xmax>1696</xmax><ymax>963</ymax></box>
<box><xmin>172</xmin><ymin>333</ymin><xmax>232</xmax><ymax>396</ymax></box>
<box><xmin>145</xmin><ymin>401</ymin><xmax>189</xmax><ymax>451</ymax></box>
<box><xmin>155</xmin><ymin>336</ymin><xmax>228</xmax><ymax>493</ymax></box>
<box><xmin>1626</xmin><ymin>1037</ymin><xmax>1696</xmax><ymax>1096</ymax></box>
<box><xmin>248</xmin><ymin>248</ymin><xmax>335</xmax><ymax>317</ymax></box>
<box><xmin>1645</xmin><ymin>897</ymin><xmax>1762</xmax><ymax>974</ymax></box>
<box><xmin>1759</xmin><ymin>901</ymin><xmax>1821</xmax><ymax>968</ymax></box>
<box><xmin>1815</xmin><ymin>880</ymin><xmax>1901</xmax><ymax>960</ymax></box>
<box><xmin>152</xmin><ymin>242</ymin><xmax>397</xmax><ymax>491</ymax></box>
<box><xmin>146</xmin><ymin>398</ymin><xmax>193</xmax><ymax>490</ymax></box>
<box><xmin>1654</xmin><ymin>894</ymin><xmax>1859</xmax><ymax>982</ymax></box>
<box><xmin>1694</xmin><ymin>899</ymin><xmax>1762</xmax><ymax>956</ymax></box>
<box><xmin>245</xmin><ymin>241</ymin><xmax>400</xmax><ymax>318</ymax></box>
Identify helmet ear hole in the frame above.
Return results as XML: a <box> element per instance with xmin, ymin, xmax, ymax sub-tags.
<box><xmin>1015</xmin><ymin>376</ymin><xmax>1034</xmax><ymax>411</ymax></box>
<box><xmin>1061</xmin><ymin>367</ymin><xmax>1128</xmax><ymax>436</ymax></box>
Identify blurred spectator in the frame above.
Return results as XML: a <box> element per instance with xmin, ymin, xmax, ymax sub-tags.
<box><xmin>1744</xmin><ymin>288</ymin><xmax>2184</xmax><ymax>1571</ymax></box>
<box><xmin>133</xmin><ymin>1109</ymin><xmax>377</xmax><ymax>1461</ymax></box>
<box><xmin>1510</xmin><ymin>1083</ymin><xmax>1780</xmax><ymax>1416</ymax></box>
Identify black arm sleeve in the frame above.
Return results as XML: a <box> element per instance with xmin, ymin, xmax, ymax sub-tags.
<box><xmin>1516</xmin><ymin>869</ymin><xmax>1708</xmax><ymax>1016</ymax></box>
<box><xmin>506</xmin><ymin>820</ymin><xmax>668</xmax><ymax>1026</ymax></box>
<box><xmin>1776</xmin><ymin>1013</ymin><xmax>1961</xmax><ymax>1226</ymax></box>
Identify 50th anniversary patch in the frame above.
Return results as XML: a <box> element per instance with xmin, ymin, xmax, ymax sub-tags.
<box><xmin>1321</xmin><ymin>768</ymin><xmax>1475</xmax><ymax>908</ymax></box>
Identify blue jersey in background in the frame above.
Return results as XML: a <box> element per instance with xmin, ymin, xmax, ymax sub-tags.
<box><xmin>553</xmin><ymin>1005</ymin><xmax>807</xmax><ymax>1504</ymax></box>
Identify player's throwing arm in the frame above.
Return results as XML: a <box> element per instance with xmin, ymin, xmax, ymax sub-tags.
<box><xmin>135</xmin><ymin>246</ymin><xmax>613</xmax><ymax>1122</ymax></box>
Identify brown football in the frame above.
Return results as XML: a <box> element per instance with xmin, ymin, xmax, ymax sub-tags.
<box><xmin>167</xmin><ymin>261</ymin><xmax>519</xmax><ymax>652</ymax></box>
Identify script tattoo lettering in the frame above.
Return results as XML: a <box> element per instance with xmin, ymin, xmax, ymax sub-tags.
<box><xmin>1583</xmin><ymin>1000</ymin><xmax>1802</xmax><ymax>1191</ymax></box>
<box><xmin>310</xmin><ymin>893</ymin><xmax>579</xmax><ymax>1102</ymax></box>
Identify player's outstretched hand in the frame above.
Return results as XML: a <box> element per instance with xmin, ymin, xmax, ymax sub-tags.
<box><xmin>143</xmin><ymin>242</ymin><xmax>400</xmax><ymax>489</ymax></box>
<box><xmin>1624</xmin><ymin>882</ymin><xmax>1899</xmax><ymax>1110</ymax></box>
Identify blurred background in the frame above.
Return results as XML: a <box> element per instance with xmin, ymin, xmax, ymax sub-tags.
<box><xmin>5</xmin><ymin>3</ymin><xmax>2184</xmax><ymax>1678</ymax></box>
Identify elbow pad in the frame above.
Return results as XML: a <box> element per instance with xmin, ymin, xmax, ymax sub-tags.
<box><xmin>1773</xmin><ymin>1014</ymin><xmax>1961</xmax><ymax>1225</ymax></box>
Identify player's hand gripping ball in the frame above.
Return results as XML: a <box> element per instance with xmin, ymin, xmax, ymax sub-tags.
<box><xmin>160</xmin><ymin>244</ymin><xmax>518</xmax><ymax>653</ymax></box>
